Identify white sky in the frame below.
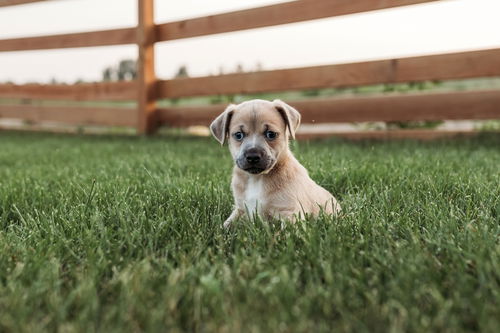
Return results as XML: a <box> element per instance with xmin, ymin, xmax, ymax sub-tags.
<box><xmin>0</xmin><ymin>0</ymin><xmax>499</xmax><ymax>84</ymax></box>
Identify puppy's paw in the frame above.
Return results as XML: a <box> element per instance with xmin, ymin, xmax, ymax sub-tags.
<box><xmin>222</xmin><ymin>209</ymin><xmax>243</xmax><ymax>229</ymax></box>
<box><xmin>222</xmin><ymin>219</ymin><xmax>232</xmax><ymax>229</ymax></box>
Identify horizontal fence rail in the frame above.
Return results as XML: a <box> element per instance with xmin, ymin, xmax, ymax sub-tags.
<box><xmin>0</xmin><ymin>0</ymin><xmax>48</xmax><ymax>7</ymax></box>
<box><xmin>0</xmin><ymin>0</ymin><xmax>440</xmax><ymax>52</ymax></box>
<box><xmin>158</xmin><ymin>48</ymin><xmax>500</xmax><ymax>98</ymax></box>
<box><xmin>3</xmin><ymin>48</ymin><xmax>498</xmax><ymax>101</ymax></box>
<box><xmin>0</xmin><ymin>28</ymin><xmax>136</xmax><ymax>52</ymax></box>
<box><xmin>295</xmin><ymin>130</ymin><xmax>483</xmax><ymax>141</ymax></box>
<box><xmin>1</xmin><ymin>0</ymin><xmax>499</xmax><ymax>138</ymax></box>
<box><xmin>157</xmin><ymin>90</ymin><xmax>500</xmax><ymax>127</ymax></box>
<box><xmin>0</xmin><ymin>81</ymin><xmax>136</xmax><ymax>101</ymax></box>
<box><xmin>0</xmin><ymin>104</ymin><xmax>136</xmax><ymax>127</ymax></box>
<box><xmin>155</xmin><ymin>0</ymin><xmax>440</xmax><ymax>41</ymax></box>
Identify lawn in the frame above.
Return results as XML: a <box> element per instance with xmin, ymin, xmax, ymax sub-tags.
<box><xmin>0</xmin><ymin>132</ymin><xmax>499</xmax><ymax>332</ymax></box>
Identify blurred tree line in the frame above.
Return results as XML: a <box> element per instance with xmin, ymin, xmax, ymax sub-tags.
<box><xmin>101</xmin><ymin>60</ymin><xmax>191</xmax><ymax>81</ymax></box>
<box><xmin>102</xmin><ymin>59</ymin><xmax>137</xmax><ymax>82</ymax></box>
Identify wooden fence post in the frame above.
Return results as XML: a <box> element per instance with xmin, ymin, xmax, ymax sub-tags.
<box><xmin>137</xmin><ymin>0</ymin><xmax>156</xmax><ymax>134</ymax></box>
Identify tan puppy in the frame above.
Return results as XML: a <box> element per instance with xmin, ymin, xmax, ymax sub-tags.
<box><xmin>210</xmin><ymin>99</ymin><xmax>340</xmax><ymax>227</ymax></box>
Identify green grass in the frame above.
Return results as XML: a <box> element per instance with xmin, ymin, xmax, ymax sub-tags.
<box><xmin>0</xmin><ymin>132</ymin><xmax>499</xmax><ymax>332</ymax></box>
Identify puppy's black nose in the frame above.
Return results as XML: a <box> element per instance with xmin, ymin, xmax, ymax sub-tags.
<box><xmin>245</xmin><ymin>148</ymin><xmax>262</xmax><ymax>164</ymax></box>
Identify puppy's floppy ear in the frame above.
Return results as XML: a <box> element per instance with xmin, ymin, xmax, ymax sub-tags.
<box><xmin>210</xmin><ymin>104</ymin><xmax>235</xmax><ymax>145</ymax></box>
<box><xmin>273</xmin><ymin>99</ymin><xmax>301</xmax><ymax>140</ymax></box>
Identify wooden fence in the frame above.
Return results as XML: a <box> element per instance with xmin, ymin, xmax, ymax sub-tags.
<box><xmin>0</xmin><ymin>0</ymin><xmax>499</xmax><ymax>136</ymax></box>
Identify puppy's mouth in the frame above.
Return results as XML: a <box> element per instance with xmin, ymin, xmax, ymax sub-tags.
<box><xmin>244</xmin><ymin>167</ymin><xmax>266</xmax><ymax>175</ymax></box>
<box><xmin>236</xmin><ymin>158</ymin><xmax>275</xmax><ymax>175</ymax></box>
<box><xmin>236</xmin><ymin>159</ymin><xmax>273</xmax><ymax>175</ymax></box>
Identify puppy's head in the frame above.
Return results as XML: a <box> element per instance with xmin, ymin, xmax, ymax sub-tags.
<box><xmin>210</xmin><ymin>99</ymin><xmax>301</xmax><ymax>175</ymax></box>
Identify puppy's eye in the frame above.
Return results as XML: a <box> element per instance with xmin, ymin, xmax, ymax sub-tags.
<box><xmin>233</xmin><ymin>132</ymin><xmax>245</xmax><ymax>141</ymax></box>
<box><xmin>265</xmin><ymin>130</ymin><xmax>277</xmax><ymax>140</ymax></box>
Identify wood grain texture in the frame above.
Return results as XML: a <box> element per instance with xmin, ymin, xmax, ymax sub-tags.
<box><xmin>136</xmin><ymin>0</ymin><xmax>157</xmax><ymax>134</ymax></box>
<box><xmin>0</xmin><ymin>28</ymin><xmax>136</xmax><ymax>51</ymax></box>
<box><xmin>296</xmin><ymin>130</ymin><xmax>482</xmax><ymax>141</ymax></box>
<box><xmin>0</xmin><ymin>105</ymin><xmax>136</xmax><ymax>127</ymax></box>
<box><xmin>158</xmin><ymin>48</ymin><xmax>500</xmax><ymax>98</ymax></box>
<box><xmin>156</xmin><ymin>0</ymin><xmax>440</xmax><ymax>41</ymax></box>
<box><xmin>0</xmin><ymin>0</ymin><xmax>48</xmax><ymax>7</ymax></box>
<box><xmin>157</xmin><ymin>90</ymin><xmax>500</xmax><ymax>127</ymax></box>
<box><xmin>287</xmin><ymin>90</ymin><xmax>500</xmax><ymax>123</ymax></box>
<box><xmin>0</xmin><ymin>82</ymin><xmax>137</xmax><ymax>101</ymax></box>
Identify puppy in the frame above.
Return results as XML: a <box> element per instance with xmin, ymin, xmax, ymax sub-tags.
<box><xmin>210</xmin><ymin>99</ymin><xmax>340</xmax><ymax>228</ymax></box>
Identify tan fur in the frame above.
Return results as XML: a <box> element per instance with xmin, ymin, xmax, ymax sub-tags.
<box><xmin>210</xmin><ymin>99</ymin><xmax>340</xmax><ymax>227</ymax></box>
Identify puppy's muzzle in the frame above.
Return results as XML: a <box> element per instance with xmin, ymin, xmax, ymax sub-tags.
<box><xmin>237</xmin><ymin>147</ymin><xmax>271</xmax><ymax>174</ymax></box>
<box><xmin>245</xmin><ymin>149</ymin><xmax>261</xmax><ymax>164</ymax></box>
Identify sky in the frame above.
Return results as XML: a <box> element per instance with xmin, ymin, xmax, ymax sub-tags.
<box><xmin>0</xmin><ymin>0</ymin><xmax>499</xmax><ymax>84</ymax></box>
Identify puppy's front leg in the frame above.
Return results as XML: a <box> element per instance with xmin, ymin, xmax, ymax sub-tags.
<box><xmin>223</xmin><ymin>208</ymin><xmax>244</xmax><ymax>228</ymax></box>
<box><xmin>270</xmin><ymin>210</ymin><xmax>300</xmax><ymax>226</ymax></box>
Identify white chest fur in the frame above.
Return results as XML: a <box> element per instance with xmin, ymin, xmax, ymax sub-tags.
<box><xmin>244</xmin><ymin>177</ymin><xmax>264</xmax><ymax>217</ymax></box>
